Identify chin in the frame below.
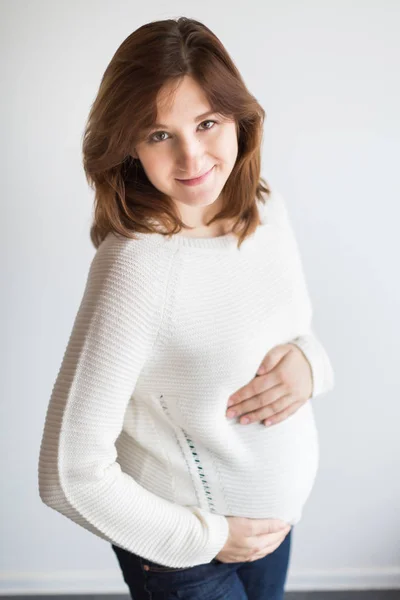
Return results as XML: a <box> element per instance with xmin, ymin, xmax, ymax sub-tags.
<box><xmin>176</xmin><ymin>192</ymin><xmax>222</xmax><ymax>207</ymax></box>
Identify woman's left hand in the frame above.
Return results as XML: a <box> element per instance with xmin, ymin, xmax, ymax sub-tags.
<box><xmin>226</xmin><ymin>343</ymin><xmax>313</xmax><ymax>427</ymax></box>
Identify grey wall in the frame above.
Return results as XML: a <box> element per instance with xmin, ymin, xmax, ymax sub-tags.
<box><xmin>1</xmin><ymin>0</ymin><xmax>399</xmax><ymax>593</ymax></box>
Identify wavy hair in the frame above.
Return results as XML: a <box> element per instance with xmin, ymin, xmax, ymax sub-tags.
<box><xmin>82</xmin><ymin>17</ymin><xmax>271</xmax><ymax>249</ymax></box>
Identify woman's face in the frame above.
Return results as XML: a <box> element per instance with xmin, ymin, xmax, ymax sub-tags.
<box><xmin>132</xmin><ymin>75</ymin><xmax>239</xmax><ymax>218</ymax></box>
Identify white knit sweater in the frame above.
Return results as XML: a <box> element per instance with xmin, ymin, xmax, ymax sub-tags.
<box><xmin>38</xmin><ymin>187</ymin><xmax>334</xmax><ymax>568</ymax></box>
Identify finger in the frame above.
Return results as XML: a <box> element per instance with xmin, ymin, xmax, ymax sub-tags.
<box><xmin>262</xmin><ymin>528</ymin><xmax>291</xmax><ymax>554</ymax></box>
<box><xmin>250</xmin><ymin>541</ymin><xmax>282</xmax><ymax>561</ymax></box>
<box><xmin>227</xmin><ymin>379</ymin><xmax>263</xmax><ymax>407</ymax></box>
<box><xmin>247</xmin><ymin>518</ymin><xmax>290</xmax><ymax>536</ymax></box>
<box><xmin>253</xmin><ymin>536</ymin><xmax>287</xmax><ymax>560</ymax></box>
<box><xmin>257</xmin><ymin>344</ymin><xmax>292</xmax><ymax>376</ymax></box>
<box><xmin>248</xmin><ymin>530</ymin><xmax>290</xmax><ymax>561</ymax></box>
<box><xmin>253</xmin><ymin>528</ymin><xmax>290</xmax><ymax>550</ymax></box>
<box><xmin>237</xmin><ymin>393</ymin><xmax>295</xmax><ymax>425</ymax></box>
<box><xmin>227</xmin><ymin>384</ymin><xmax>285</xmax><ymax>420</ymax></box>
<box><xmin>262</xmin><ymin>400</ymin><xmax>306</xmax><ymax>427</ymax></box>
<box><xmin>228</xmin><ymin>372</ymin><xmax>280</xmax><ymax>407</ymax></box>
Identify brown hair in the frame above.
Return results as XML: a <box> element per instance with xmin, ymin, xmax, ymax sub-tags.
<box><xmin>82</xmin><ymin>17</ymin><xmax>271</xmax><ymax>250</ymax></box>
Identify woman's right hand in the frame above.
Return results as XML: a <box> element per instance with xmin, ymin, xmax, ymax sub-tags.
<box><xmin>215</xmin><ymin>517</ymin><xmax>292</xmax><ymax>563</ymax></box>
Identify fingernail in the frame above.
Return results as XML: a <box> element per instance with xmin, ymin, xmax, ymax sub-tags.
<box><xmin>227</xmin><ymin>398</ymin><xmax>235</xmax><ymax>407</ymax></box>
<box><xmin>240</xmin><ymin>417</ymin><xmax>250</xmax><ymax>424</ymax></box>
<box><xmin>226</xmin><ymin>410</ymin><xmax>236</xmax><ymax>419</ymax></box>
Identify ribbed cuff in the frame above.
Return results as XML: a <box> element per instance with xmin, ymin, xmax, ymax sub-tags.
<box><xmin>289</xmin><ymin>334</ymin><xmax>335</xmax><ymax>399</ymax></box>
<box><xmin>189</xmin><ymin>506</ymin><xmax>230</xmax><ymax>564</ymax></box>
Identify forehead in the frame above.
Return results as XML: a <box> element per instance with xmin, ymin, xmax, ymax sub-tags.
<box><xmin>156</xmin><ymin>76</ymin><xmax>212</xmax><ymax>121</ymax></box>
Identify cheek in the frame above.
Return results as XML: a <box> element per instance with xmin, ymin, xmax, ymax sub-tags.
<box><xmin>140</xmin><ymin>151</ymin><xmax>171</xmax><ymax>183</ymax></box>
<box><xmin>216</xmin><ymin>129</ymin><xmax>238</xmax><ymax>166</ymax></box>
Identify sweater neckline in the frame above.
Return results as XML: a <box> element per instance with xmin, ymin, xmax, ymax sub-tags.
<box><xmin>131</xmin><ymin>199</ymin><xmax>266</xmax><ymax>251</ymax></box>
<box><xmin>133</xmin><ymin>229</ymin><xmax>239</xmax><ymax>250</ymax></box>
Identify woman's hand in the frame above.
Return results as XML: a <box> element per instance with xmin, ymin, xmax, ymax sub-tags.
<box><xmin>226</xmin><ymin>343</ymin><xmax>313</xmax><ymax>427</ymax></box>
<box><xmin>215</xmin><ymin>517</ymin><xmax>291</xmax><ymax>563</ymax></box>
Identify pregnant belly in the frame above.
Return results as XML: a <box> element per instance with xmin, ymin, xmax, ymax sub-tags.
<box><xmin>210</xmin><ymin>401</ymin><xmax>320</xmax><ymax>524</ymax></box>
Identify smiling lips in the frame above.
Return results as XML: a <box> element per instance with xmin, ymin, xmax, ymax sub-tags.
<box><xmin>176</xmin><ymin>166</ymin><xmax>215</xmax><ymax>186</ymax></box>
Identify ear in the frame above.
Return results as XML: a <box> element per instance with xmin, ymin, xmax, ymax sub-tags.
<box><xmin>131</xmin><ymin>148</ymin><xmax>139</xmax><ymax>159</ymax></box>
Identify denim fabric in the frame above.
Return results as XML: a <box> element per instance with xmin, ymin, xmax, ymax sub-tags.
<box><xmin>111</xmin><ymin>529</ymin><xmax>292</xmax><ymax>599</ymax></box>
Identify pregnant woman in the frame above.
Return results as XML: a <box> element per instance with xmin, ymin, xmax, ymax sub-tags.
<box><xmin>38</xmin><ymin>17</ymin><xmax>335</xmax><ymax>600</ymax></box>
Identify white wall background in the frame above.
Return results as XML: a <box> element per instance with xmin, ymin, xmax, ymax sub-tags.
<box><xmin>1</xmin><ymin>0</ymin><xmax>399</xmax><ymax>593</ymax></box>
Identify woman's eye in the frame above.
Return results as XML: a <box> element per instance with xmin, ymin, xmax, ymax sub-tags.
<box><xmin>148</xmin><ymin>120</ymin><xmax>217</xmax><ymax>144</ymax></box>
<box><xmin>199</xmin><ymin>119</ymin><xmax>216</xmax><ymax>130</ymax></box>
<box><xmin>149</xmin><ymin>131</ymin><xmax>169</xmax><ymax>143</ymax></box>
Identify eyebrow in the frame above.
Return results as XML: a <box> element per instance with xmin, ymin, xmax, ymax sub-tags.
<box><xmin>150</xmin><ymin>110</ymin><xmax>217</xmax><ymax>130</ymax></box>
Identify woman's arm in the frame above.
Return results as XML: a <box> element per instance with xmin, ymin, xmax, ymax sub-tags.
<box><xmin>38</xmin><ymin>233</ymin><xmax>229</xmax><ymax>568</ymax></box>
<box><xmin>288</xmin><ymin>330</ymin><xmax>335</xmax><ymax>399</ymax></box>
<box><xmin>270</xmin><ymin>188</ymin><xmax>335</xmax><ymax>399</ymax></box>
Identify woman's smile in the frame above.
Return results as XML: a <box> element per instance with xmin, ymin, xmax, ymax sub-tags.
<box><xmin>175</xmin><ymin>165</ymin><xmax>215</xmax><ymax>186</ymax></box>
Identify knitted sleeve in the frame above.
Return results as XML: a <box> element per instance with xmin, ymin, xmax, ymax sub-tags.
<box><xmin>37</xmin><ymin>233</ymin><xmax>229</xmax><ymax>568</ymax></box>
<box><xmin>267</xmin><ymin>189</ymin><xmax>335</xmax><ymax>399</ymax></box>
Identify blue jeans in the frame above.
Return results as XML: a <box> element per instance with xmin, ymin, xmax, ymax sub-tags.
<box><xmin>111</xmin><ymin>529</ymin><xmax>292</xmax><ymax>599</ymax></box>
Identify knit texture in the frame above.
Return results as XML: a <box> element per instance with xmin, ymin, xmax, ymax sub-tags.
<box><xmin>38</xmin><ymin>188</ymin><xmax>334</xmax><ymax>568</ymax></box>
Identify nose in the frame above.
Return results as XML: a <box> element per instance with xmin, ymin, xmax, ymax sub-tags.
<box><xmin>175</xmin><ymin>136</ymin><xmax>204</xmax><ymax>176</ymax></box>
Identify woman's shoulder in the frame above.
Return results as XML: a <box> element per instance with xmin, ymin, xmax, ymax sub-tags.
<box><xmin>88</xmin><ymin>231</ymin><xmax>172</xmax><ymax>296</ymax></box>
<box><xmin>258</xmin><ymin>187</ymin><xmax>291</xmax><ymax>229</ymax></box>
<box><xmin>96</xmin><ymin>229</ymin><xmax>172</xmax><ymax>262</ymax></box>
<box><xmin>92</xmin><ymin>231</ymin><xmax>142</xmax><ymax>273</ymax></box>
